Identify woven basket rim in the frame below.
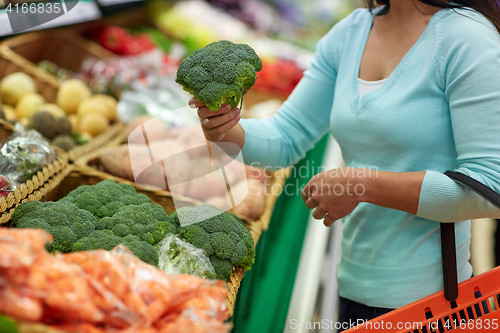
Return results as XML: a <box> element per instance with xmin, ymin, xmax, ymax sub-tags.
<box><xmin>0</xmin><ymin>145</ymin><xmax>69</xmax><ymax>217</ymax></box>
<box><xmin>68</xmin><ymin>121</ymin><xmax>126</xmax><ymax>162</ymax></box>
<box><xmin>0</xmin><ymin>29</ymin><xmax>115</xmax><ymax>59</ymax></box>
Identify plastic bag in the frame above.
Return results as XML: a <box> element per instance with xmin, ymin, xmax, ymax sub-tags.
<box><xmin>157</xmin><ymin>234</ymin><xmax>216</xmax><ymax>279</ymax></box>
<box><xmin>0</xmin><ymin>174</ymin><xmax>13</xmax><ymax>199</ymax></box>
<box><xmin>0</xmin><ymin>228</ymin><xmax>103</xmax><ymax>324</ymax></box>
<box><xmin>0</xmin><ymin>124</ymin><xmax>56</xmax><ymax>185</ymax></box>
<box><xmin>0</xmin><ymin>229</ymin><xmax>230</xmax><ymax>333</ymax></box>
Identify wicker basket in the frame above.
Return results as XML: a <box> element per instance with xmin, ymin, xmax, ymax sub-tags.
<box><xmin>41</xmin><ymin>164</ymin><xmax>200</xmax><ymax>213</ymax></box>
<box><xmin>0</xmin><ymin>29</ymin><xmax>113</xmax><ymax>102</ymax></box>
<box><xmin>67</xmin><ymin>121</ymin><xmax>126</xmax><ymax>162</ymax></box>
<box><xmin>0</xmin><ymin>118</ymin><xmax>14</xmax><ymax>142</ymax></box>
<box><xmin>0</xmin><ymin>147</ymin><xmax>70</xmax><ymax>225</ymax></box>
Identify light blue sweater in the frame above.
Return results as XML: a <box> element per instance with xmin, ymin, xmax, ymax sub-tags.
<box><xmin>239</xmin><ymin>7</ymin><xmax>500</xmax><ymax>308</ymax></box>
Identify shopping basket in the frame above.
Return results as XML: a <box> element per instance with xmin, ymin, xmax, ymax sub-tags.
<box><xmin>345</xmin><ymin>171</ymin><xmax>500</xmax><ymax>333</ymax></box>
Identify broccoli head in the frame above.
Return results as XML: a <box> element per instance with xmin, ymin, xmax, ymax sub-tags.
<box><xmin>174</xmin><ymin>205</ymin><xmax>256</xmax><ymax>281</ymax></box>
<box><xmin>60</xmin><ymin>179</ymin><xmax>152</xmax><ymax>218</ymax></box>
<box><xmin>122</xmin><ymin>240</ymin><xmax>159</xmax><ymax>266</ymax></box>
<box><xmin>13</xmin><ymin>185</ymin><xmax>171</xmax><ymax>268</ymax></box>
<box><xmin>14</xmin><ymin>200</ymin><xmax>96</xmax><ymax>252</ymax></box>
<box><xmin>175</xmin><ymin>40</ymin><xmax>262</xmax><ymax>111</ymax></box>
<box><xmin>209</xmin><ymin>255</ymin><xmax>234</xmax><ymax>282</ymax></box>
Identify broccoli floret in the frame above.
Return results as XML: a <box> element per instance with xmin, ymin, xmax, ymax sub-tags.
<box><xmin>111</xmin><ymin>223</ymin><xmax>131</xmax><ymax>237</ymax></box>
<box><xmin>96</xmin><ymin>201</ymin><xmax>126</xmax><ymax>219</ymax></box>
<box><xmin>94</xmin><ymin>217</ymin><xmax>109</xmax><ymax>230</ymax></box>
<box><xmin>13</xmin><ymin>201</ymin><xmax>96</xmax><ymax>252</ymax></box>
<box><xmin>175</xmin><ymin>40</ymin><xmax>262</xmax><ymax>111</ymax></box>
<box><xmin>123</xmin><ymin>240</ymin><xmax>159</xmax><ymax>266</ymax></box>
<box><xmin>60</xmin><ymin>180</ymin><xmax>152</xmax><ymax>218</ymax></box>
<box><xmin>49</xmin><ymin>226</ymin><xmax>77</xmax><ymax>253</ymax></box>
<box><xmin>178</xmin><ymin>224</ymin><xmax>214</xmax><ymax>257</ymax></box>
<box><xmin>122</xmin><ymin>234</ymin><xmax>141</xmax><ymax>243</ymax></box>
<box><xmin>140</xmin><ymin>232</ymin><xmax>155</xmax><ymax>245</ymax></box>
<box><xmin>209</xmin><ymin>255</ymin><xmax>234</xmax><ymax>282</ymax></box>
<box><xmin>174</xmin><ymin>205</ymin><xmax>256</xmax><ymax>281</ymax></box>
<box><xmin>106</xmin><ymin>203</ymin><xmax>177</xmax><ymax>246</ymax></box>
<box><xmin>72</xmin><ymin>232</ymin><xmax>122</xmax><ymax>252</ymax></box>
<box><xmin>211</xmin><ymin>232</ymin><xmax>235</xmax><ymax>260</ymax></box>
<box><xmin>15</xmin><ymin>217</ymin><xmax>51</xmax><ymax>230</ymax></box>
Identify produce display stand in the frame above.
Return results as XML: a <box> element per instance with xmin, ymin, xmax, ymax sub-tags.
<box><xmin>0</xmin><ymin>29</ymin><xmax>126</xmax><ymax>162</ymax></box>
<box><xmin>0</xmin><ymin>4</ymin><xmax>295</xmax><ymax>330</ymax></box>
<box><xmin>0</xmin><ymin>146</ymin><xmax>70</xmax><ymax>225</ymax></box>
<box><xmin>0</xmin><ymin>118</ymin><xmax>14</xmax><ymax>141</ymax></box>
<box><xmin>0</xmin><ymin>30</ymin><xmax>113</xmax><ymax>102</ymax></box>
<box><xmin>0</xmin><ymin>29</ymin><xmax>114</xmax><ymax>97</ymax></box>
<box><xmin>34</xmin><ymin>162</ymin><xmax>285</xmax><ymax>319</ymax></box>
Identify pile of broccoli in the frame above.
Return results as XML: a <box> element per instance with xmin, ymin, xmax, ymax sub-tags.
<box><xmin>171</xmin><ymin>205</ymin><xmax>256</xmax><ymax>281</ymax></box>
<box><xmin>175</xmin><ymin>40</ymin><xmax>262</xmax><ymax>111</ymax></box>
<box><xmin>60</xmin><ymin>179</ymin><xmax>152</xmax><ymax>218</ymax></box>
<box><xmin>13</xmin><ymin>181</ymin><xmax>178</xmax><ymax>266</ymax></box>
<box><xmin>14</xmin><ymin>180</ymin><xmax>256</xmax><ymax>281</ymax></box>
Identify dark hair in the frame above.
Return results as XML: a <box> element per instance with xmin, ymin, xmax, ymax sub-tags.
<box><xmin>365</xmin><ymin>0</ymin><xmax>500</xmax><ymax>33</ymax></box>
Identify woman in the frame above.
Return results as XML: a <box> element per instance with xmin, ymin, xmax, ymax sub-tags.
<box><xmin>191</xmin><ymin>0</ymin><xmax>500</xmax><ymax>328</ymax></box>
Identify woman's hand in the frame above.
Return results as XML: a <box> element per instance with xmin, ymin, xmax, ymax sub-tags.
<box><xmin>301</xmin><ymin>168</ymin><xmax>364</xmax><ymax>226</ymax></box>
<box><xmin>190</xmin><ymin>97</ymin><xmax>241</xmax><ymax>142</ymax></box>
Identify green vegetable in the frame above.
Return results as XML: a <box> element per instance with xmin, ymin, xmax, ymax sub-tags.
<box><xmin>0</xmin><ymin>315</ymin><xmax>18</xmax><ymax>333</ymax></box>
<box><xmin>14</xmin><ymin>180</ymin><xmax>177</xmax><ymax>266</ymax></box>
<box><xmin>60</xmin><ymin>179</ymin><xmax>152</xmax><ymax>218</ymax></box>
<box><xmin>172</xmin><ymin>205</ymin><xmax>256</xmax><ymax>281</ymax></box>
<box><xmin>175</xmin><ymin>40</ymin><xmax>262</xmax><ymax>111</ymax></box>
<box><xmin>157</xmin><ymin>234</ymin><xmax>216</xmax><ymax>279</ymax></box>
<box><xmin>136</xmin><ymin>27</ymin><xmax>173</xmax><ymax>53</ymax></box>
<box><xmin>13</xmin><ymin>200</ymin><xmax>96</xmax><ymax>253</ymax></box>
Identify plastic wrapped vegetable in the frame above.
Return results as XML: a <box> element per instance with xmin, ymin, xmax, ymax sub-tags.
<box><xmin>157</xmin><ymin>234</ymin><xmax>216</xmax><ymax>279</ymax></box>
<box><xmin>0</xmin><ymin>228</ymin><xmax>231</xmax><ymax>332</ymax></box>
<box><xmin>0</xmin><ymin>123</ymin><xmax>55</xmax><ymax>184</ymax></box>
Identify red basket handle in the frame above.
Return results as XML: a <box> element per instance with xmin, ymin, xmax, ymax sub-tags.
<box><xmin>442</xmin><ymin>170</ymin><xmax>500</xmax><ymax>302</ymax></box>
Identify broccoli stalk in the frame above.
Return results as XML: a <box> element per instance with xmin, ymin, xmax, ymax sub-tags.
<box><xmin>175</xmin><ymin>40</ymin><xmax>262</xmax><ymax>112</ymax></box>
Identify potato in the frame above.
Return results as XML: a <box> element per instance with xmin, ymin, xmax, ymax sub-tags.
<box><xmin>126</xmin><ymin>116</ymin><xmax>170</xmax><ymax>144</ymax></box>
<box><xmin>99</xmin><ymin>144</ymin><xmax>169</xmax><ymax>190</ymax></box>
<box><xmin>91</xmin><ymin>94</ymin><xmax>117</xmax><ymax>121</ymax></box>
<box><xmin>0</xmin><ymin>72</ymin><xmax>37</xmax><ymax>106</ymax></box>
<box><xmin>2</xmin><ymin>104</ymin><xmax>16</xmax><ymax>120</ymax></box>
<box><xmin>37</xmin><ymin>103</ymin><xmax>66</xmax><ymax>118</ymax></box>
<box><xmin>229</xmin><ymin>179</ymin><xmax>267</xmax><ymax>220</ymax></box>
<box><xmin>57</xmin><ymin>79</ymin><xmax>91</xmax><ymax>114</ymax></box>
<box><xmin>19</xmin><ymin>117</ymin><xmax>30</xmax><ymax>127</ymax></box>
<box><xmin>68</xmin><ymin>115</ymin><xmax>78</xmax><ymax>131</ymax></box>
<box><xmin>16</xmin><ymin>93</ymin><xmax>45</xmax><ymax>118</ymax></box>
<box><xmin>77</xmin><ymin>97</ymin><xmax>109</xmax><ymax>119</ymax></box>
<box><xmin>78</xmin><ymin>113</ymin><xmax>109</xmax><ymax>137</ymax></box>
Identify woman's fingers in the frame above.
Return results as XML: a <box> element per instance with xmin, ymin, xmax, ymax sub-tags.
<box><xmin>312</xmin><ymin>207</ymin><xmax>328</xmax><ymax>220</ymax></box>
<box><xmin>324</xmin><ymin>214</ymin><xmax>337</xmax><ymax>227</ymax></box>
<box><xmin>205</xmin><ymin>114</ymin><xmax>241</xmax><ymax>139</ymax></box>
<box><xmin>197</xmin><ymin>104</ymin><xmax>232</xmax><ymax>118</ymax></box>
<box><xmin>189</xmin><ymin>97</ymin><xmax>205</xmax><ymax>108</ymax></box>
<box><xmin>201</xmin><ymin>108</ymin><xmax>241</xmax><ymax>130</ymax></box>
<box><xmin>305</xmin><ymin>197</ymin><xmax>319</xmax><ymax>210</ymax></box>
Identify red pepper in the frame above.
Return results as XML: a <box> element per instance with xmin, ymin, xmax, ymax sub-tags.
<box><xmin>99</xmin><ymin>26</ymin><xmax>130</xmax><ymax>55</ymax></box>
<box><xmin>123</xmin><ymin>34</ymin><xmax>156</xmax><ymax>56</ymax></box>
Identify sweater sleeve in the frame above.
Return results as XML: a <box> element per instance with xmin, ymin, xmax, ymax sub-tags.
<box><xmin>417</xmin><ymin>10</ymin><xmax>500</xmax><ymax>222</ymax></box>
<box><xmin>239</xmin><ymin>13</ymin><xmax>352</xmax><ymax>169</ymax></box>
